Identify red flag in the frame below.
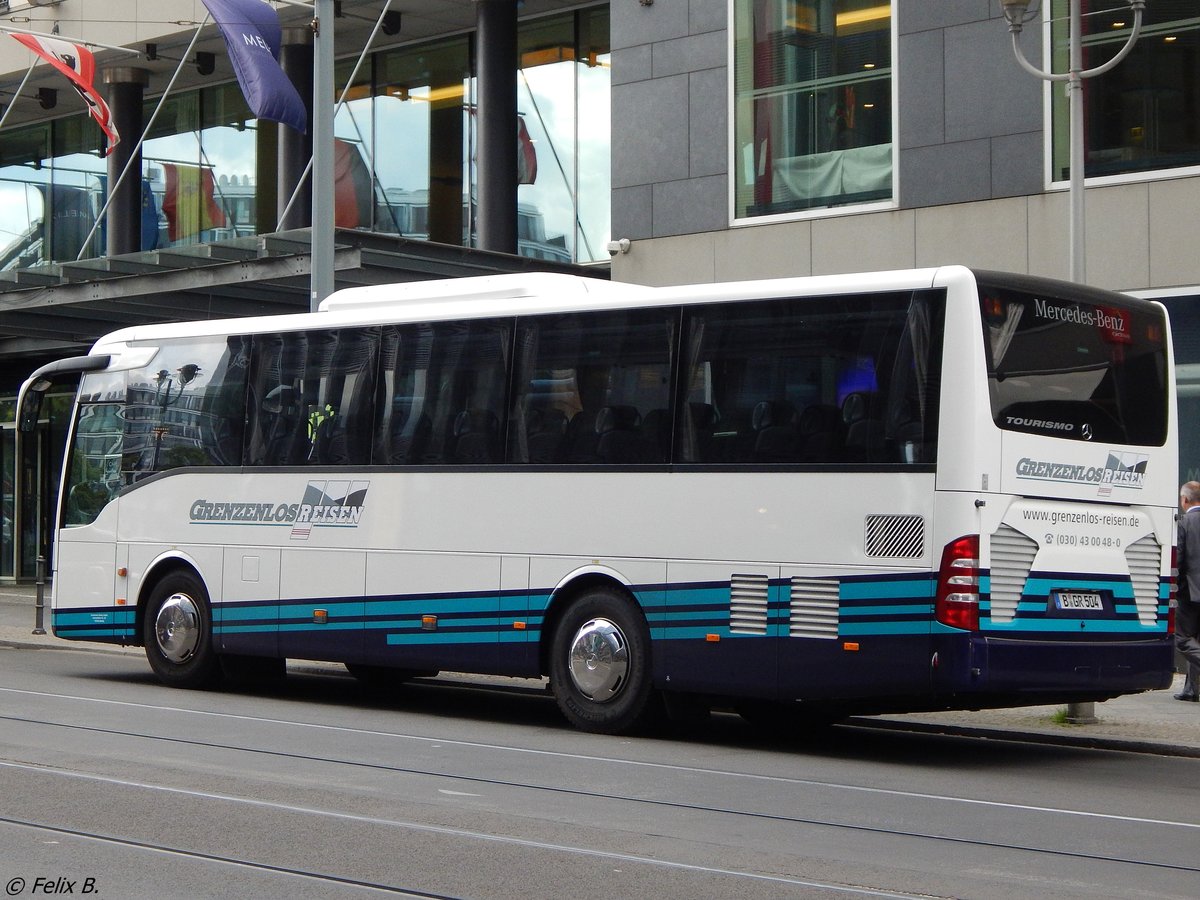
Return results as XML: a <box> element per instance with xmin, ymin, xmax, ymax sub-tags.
<box><xmin>162</xmin><ymin>164</ymin><xmax>226</xmax><ymax>241</ymax></box>
<box><xmin>10</xmin><ymin>34</ymin><xmax>119</xmax><ymax>153</ymax></box>
<box><xmin>333</xmin><ymin>140</ymin><xmax>372</xmax><ymax>228</ymax></box>
<box><xmin>517</xmin><ymin>116</ymin><xmax>537</xmax><ymax>185</ymax></box>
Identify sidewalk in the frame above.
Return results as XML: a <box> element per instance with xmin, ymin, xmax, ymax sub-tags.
<box><xmin>5</xmin><ymin>584</ymin><xmax>1200</xmax><ymax>756</ymax></box>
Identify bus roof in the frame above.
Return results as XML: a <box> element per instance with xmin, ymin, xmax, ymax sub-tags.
<box><xmin>87</xmin><ymin>266</ymin><xmax>989</xmax><ymax>355</ymax></box>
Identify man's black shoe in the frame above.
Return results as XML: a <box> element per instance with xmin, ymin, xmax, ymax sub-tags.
<box><xmin>1173</xmin><ymin>692</ymin><xmax>1199</xmax><ymax>702</ymax></box>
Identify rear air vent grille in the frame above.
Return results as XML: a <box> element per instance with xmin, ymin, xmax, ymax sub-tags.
<box><xmin>865</xmin><ymin>515</ymin><xmax>925</xmax><ymax>559</ymax></box>
<box><xmin>730</xmin><ymin>574</ymin><xmax>769</xmax><ymax>635</ymax></box>
<box><xmin>788</xmin><ymin>577</ymin><xmax>839</xmax><ymax>639</ymax></box>
<box><xmin>989</xmin><ymin>525</ymin><xmax>1038</xmax><ymax>623</ymax></box>
<box><xmin>1124</xmin><ymin>535</ymin><xmax>1162</xmax><ymax>626</ymax></box>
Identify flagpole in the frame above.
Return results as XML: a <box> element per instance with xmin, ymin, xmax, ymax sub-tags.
<box><xmin>75</xmin><ymin>18</ymin><xmax>210</xmax><ymax>261</ymax></box>
<box><xmin>0</xmin><ymin>26</ymin><xmax>143</xmax><ymax>56</ymax></box>
<box><xmin>278</xmin><ymin>0</ymin><xmax>392</xmax><ymax>231</ymax></box>
<box><xmin>310</xmin><ymin>0</ymin><xmax>335</xmax><ymax>310</ymax></box>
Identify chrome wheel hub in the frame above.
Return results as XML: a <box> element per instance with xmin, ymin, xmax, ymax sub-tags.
<box><xmin>567</xmin><ymin>617</ymin><xmax>628</xmax><ymax>702</ymax></box>
<box><xmin>155</xmin><ymin>593</ymin><xmax>201</xmax><ymax>664</ymax></box>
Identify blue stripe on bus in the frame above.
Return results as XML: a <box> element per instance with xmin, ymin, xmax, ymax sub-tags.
<box><xmin>54</xmin><ymin>609</ymin><xmax>136</xmax><ymax>628</ymax></box>
<box><xmin>55</xmin><ymin>563</ymin><xmax>1167</xmax><ymax>649</ymax></box>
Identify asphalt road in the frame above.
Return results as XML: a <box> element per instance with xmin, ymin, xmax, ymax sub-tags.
<box><xmin>1</xmin><ymin>643</ymin><xmax>1198</xmax><ymax>899</ymax></box>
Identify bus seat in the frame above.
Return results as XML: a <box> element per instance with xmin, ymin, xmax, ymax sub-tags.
<box><xmin>378</xmin><ymin>397</ymin><xmax>430</xmax><ymax>464</ymax></box>
<box><xmin>685</xmin><ymin>402</ymin><xmax>720</xmax><ymax>461</ymax></box>
<box><xmin>451</xmin><ymin>409</ymin><xmax>500</xmax><ymax>464</ymax></box>
<box><xmin>752</xmin><ymin>400</ymin><xmax>800</xmax><ymax>463</ymax></box>
<box><xmin>842</xmin><ymin>391</ymin><xmax>885</xmax><ymax>461</ymax></box>
<box><xmin>798</xmin><ymin>403</ymin><xmax>843</xmax><ymax>462</ymax></box>
<box><xmin>563</xmin><ymin>408</ymin><xmax>602</xmax><ymax>463</ymax></box>
<box><xmin>526</xmin><ymin>408</ymin><xmax>567</xmax><ymax>464</ymax></box>
<box><xmin>596</xmin><ymin>405</ymin><xmax>648</xmax><ymax>464</ymax></box>
<box><xmin>640</xmin><ymin>408</ymin><xmax>671</xmax><ymax>462</ymax></box>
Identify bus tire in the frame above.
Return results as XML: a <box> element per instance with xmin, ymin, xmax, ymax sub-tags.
<box><xmin>549</xmin><ymin>586</ymin><xmax>657</xmax><ymax>734</ymax></box>
<box><xmin>143</xmin><ymin>571</ymin><xmax>221</xmax><ymax>689</ymax></box>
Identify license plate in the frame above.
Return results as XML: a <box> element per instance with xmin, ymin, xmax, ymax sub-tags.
<box><xmin>1054</xmin><ymin>591</ymin><xmax>1103</xmax><ymax>611</ymax></box>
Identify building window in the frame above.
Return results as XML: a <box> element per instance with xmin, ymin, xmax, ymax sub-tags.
<box><xmin>733</xmin><ymin>0</ymin><xmax>893</xmax><ymax>220</ymax></box>
<box><xmin>142</xmin><ymin>86</ymin><xmax>256</xmax><ymax>250</ymax></box>
<box><xmin>1052</xmin><ymin>3</ymin><xmax>1200</xmax><ymax>181</ymax></box>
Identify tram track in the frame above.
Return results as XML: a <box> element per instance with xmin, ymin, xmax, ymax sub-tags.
<box><xmin>0</xmin><ymin>761</ymin><xmax>930</xmax><ymax>900</ymax></box>
<box><xmin>0</xmin><ymin>812</ymin><xmax>447</xmax><ymax>898</ymax></box>
<box><xmin>2</xmin><ymin>702</ymin><xmax>1198</xmax><ymax>881</ymax></box>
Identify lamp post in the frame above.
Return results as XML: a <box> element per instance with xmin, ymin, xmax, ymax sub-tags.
<box><xmin>1000</xmin><ymin>0</ymin><xmax>1144</xmax><ymax>284</ymax></box>
<box><xmin>1002</xmin><ymin>1</ymin><xmax>1144</xmax><ymax>727</ymax></box>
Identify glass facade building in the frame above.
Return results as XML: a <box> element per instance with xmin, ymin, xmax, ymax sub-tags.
<box><xmin>0</xmin><ymin>3</ymin><xmax>611</xmax><ymax>580</ymax></box>
<box><xmin>0</xmin><ymin>7</ymin><xmax>611</xmax><ymax>271</ymax></box>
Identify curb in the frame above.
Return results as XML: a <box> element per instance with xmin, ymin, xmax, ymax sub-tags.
<box><xmin>846</xmin><ymin>715</ymin><xmax>1200</xmax><ymax>759</ymax></box>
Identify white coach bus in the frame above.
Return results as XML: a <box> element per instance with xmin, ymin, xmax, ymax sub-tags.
<box><xmin>18</xmin><ymin>266</ymin><xmax>1177</xmax><ymax>733</ymax></box>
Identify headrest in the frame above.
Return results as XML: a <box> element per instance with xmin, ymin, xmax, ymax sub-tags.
<box><xmin>752</xmin><ymin>400</ymin><xmax>796</xmax><ymax>431</ymax></box>
<box><xmin>454</xmin><ymin>409</ymin><xmax>498</xmax><ymax>436</ymax></box>
<box><xmin>841</xmin><ymin>392</ymin><xmax>880</xmax><ymax>424</ymax></box>
<box><xmin>595</xmin><ymin>405</ymin><xmax>640</xmax><ymax>434</ymax></box>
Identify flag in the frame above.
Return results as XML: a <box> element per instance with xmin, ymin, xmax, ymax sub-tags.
<box><xmin>94</xmin><ymin>176</ymin><xmax>160</xmax><ymax>251</ymax></box>
<box><xmin>201</xmin><ymin>0</ymin><xmax>308</xmax><ymax>133</ymax></box>
<box><xmin>141</xmin><ymin>179</ymin><xmax>160</xmax><ymax>251</ymax></box>
<box><xmin>517</xmin><ymin>116</ymin><xmax>537</xmax><ymax>185</ymax></box>
<box><xmin>162</xmin><ymin>164</ymin><xmax>226</xmax><ymax>241</ymax></box>
<box><xmin>333</xmin><ymin>140</ymin><xmax>372</xmax><ymax>228</ymax></box>
<box><xmin>38</xmin><ymin>184</ymin><xmax>97</xmax><ymax>261</ymax></box>
<box><xmin>10</xmin><ymin>34</ymin><xmax>119</xmax><ymax>153</ymax></box>
<box><xmin>469</xmin><ymin>109</ymin><xmax>539</xmax><ymax>185</ymax></box>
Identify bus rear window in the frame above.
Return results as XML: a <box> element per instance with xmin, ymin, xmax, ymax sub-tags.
<box><xmin>978</xmin><ymin>281</ymin><xmax>1168</xmax><ymax>446</ymax></box>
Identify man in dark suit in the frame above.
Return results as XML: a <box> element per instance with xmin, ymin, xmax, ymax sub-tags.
<box><xmin>1175</xmin><ymin>482</ymin><xmax>1200</xmax><ymax>701</ymax></box>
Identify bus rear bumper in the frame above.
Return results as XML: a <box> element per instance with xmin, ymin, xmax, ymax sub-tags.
<box><xmin>936</xmin><ymin>634</ymin><xmax>1174</xmax><ymax>697</ymax></box>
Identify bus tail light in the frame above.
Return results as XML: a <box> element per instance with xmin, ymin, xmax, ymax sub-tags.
<box><xmin>936</xmin><ymin>535</ymin><xmax>980</xmax><ymax>631</ymax></box>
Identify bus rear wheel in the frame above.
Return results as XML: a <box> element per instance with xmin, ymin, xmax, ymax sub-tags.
<box><xmin>549</xmin><ymin>587</ymin><xmax>657</xmax><ymax>734</ymax></box>
<box><xmin>143</xmin><ymin>571</ymin><xmax>220</xmax><ymax>689</ymax></box>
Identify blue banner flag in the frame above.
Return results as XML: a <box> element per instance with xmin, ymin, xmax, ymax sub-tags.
<box><xmin>201</xmin><ymin>0</ymin><xmax>308</xmax><ymax>133</ymax></box>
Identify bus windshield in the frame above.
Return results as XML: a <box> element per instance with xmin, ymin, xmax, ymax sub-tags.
<box><xmin>978</xmin><ymin>277</ymin><xmax>1169</xmax><ymax>446</ymax></box>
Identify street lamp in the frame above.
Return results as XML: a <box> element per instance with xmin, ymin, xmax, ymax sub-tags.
<box><xmin>1000</xmin><ymin>0</ymin><xmax>1145</xmax><ymax>284</ymax></box>
<box><xmin>150</xmin><ymin>364</ymin><xmax>201</xmax><ymax>472</ymax></box>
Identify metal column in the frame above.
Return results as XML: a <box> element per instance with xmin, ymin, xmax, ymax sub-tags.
<box><xmin>474</xmin><ymin>0</ymin><xmax>518</xmax><ymax>254</ymax></box>
<box><xmin>102</xmin><ymin>67</ymin><xmax>150</xmax><ymax>256</ymax></box>
<box><xmin>279</xmin><ymin>27</ymin><xmax>315</xmax><ymax>230</ymax></box>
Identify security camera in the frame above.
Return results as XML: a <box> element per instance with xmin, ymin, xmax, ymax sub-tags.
<box><xmin>606</xmin><ymin>238</ymin><xmax>631</xmax><ymax>256</ymax></box>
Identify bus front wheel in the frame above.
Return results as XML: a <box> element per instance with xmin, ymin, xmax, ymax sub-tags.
<box><xmin>143</xmin><ymin>571</ymin><xmax>220</xmax><ymax>689</ymax></box>
<box><xmin>549</xmin><ymin>587</ymin><xmax>657</xmax><ymax>734</ymax></box>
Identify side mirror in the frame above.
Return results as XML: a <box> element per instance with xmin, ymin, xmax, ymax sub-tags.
<box><xmin>18</xmin><ymin>378</ymin><xmax>50</xmax><ymax>433</ymax></box>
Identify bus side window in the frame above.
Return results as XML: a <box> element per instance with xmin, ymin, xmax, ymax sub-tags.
<box><xmin>679</xmin><ymin>292</ymin><xmax>939</xmax><ymax>466</ymax></box>
<box><xmin>373</xmin><ymin>324</ymin><xmax>434</xmax><ymax>465</ymax></box>
<box><xmin>247</xmin><ymin>333</ymin><xmax>308</xmax><ymax>466</ymax></box>
<box><xmin>311</xmin><ymin>328</ymin><xmax>379</xmax><ymax>466</ymax></box>
<box><xmin>508</xmin><ymin>309</ymin><xmax>673</xmax><ymax>465</ymax></box>
<box><xmin>118</xmin><ymin>337</ymin><xmax>249</xmax><ymax>479</ymax></box>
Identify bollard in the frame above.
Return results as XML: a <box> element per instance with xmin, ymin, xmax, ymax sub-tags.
<box><xmin>32</xmin><ymin>554</ymin><xmax>46</xmax><ymax>635</ymax></box>
<box><xmin>1065</xmin><ymin>700</ymin><xmax>1098</xmax><ymax>725</ymax></box>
